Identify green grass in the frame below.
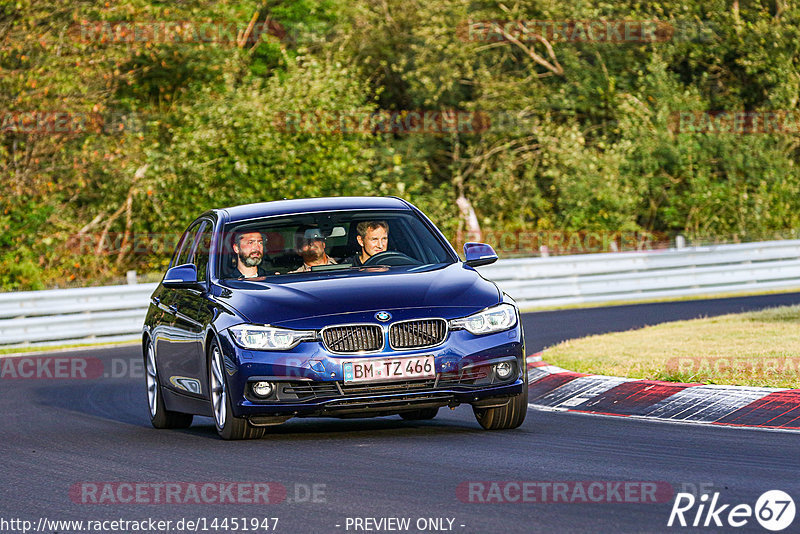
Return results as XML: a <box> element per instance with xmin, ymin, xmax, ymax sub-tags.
<box><xmin>0</xmin><ymin>340</ymin><xmax>138</xmax><ymax>356</ymax></box>
<box><xmin>544</xmin><ymin>304</ymin><xmax>800</xmax><ymax>389</ymax></box>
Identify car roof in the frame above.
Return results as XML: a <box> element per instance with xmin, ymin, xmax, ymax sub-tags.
<box><xmin>218</xmin><ymin>196</ymin><xmax>412</xmax><ymax>223</ymax></box>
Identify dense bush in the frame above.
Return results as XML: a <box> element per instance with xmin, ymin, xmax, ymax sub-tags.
<box><xmin>2</xmin><ymin>0</ymin><xmax>799</xmax><ymax>289</ymax></box>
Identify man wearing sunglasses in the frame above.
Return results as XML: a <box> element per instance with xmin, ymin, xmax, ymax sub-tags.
<box><xmin>291</xmin><ymin>225</ymin><xmax>338</xmax><ymax>273</ymax></box>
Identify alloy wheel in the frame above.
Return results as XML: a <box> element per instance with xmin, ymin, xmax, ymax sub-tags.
<box><xmin>210</xmin><ymin>346</ymin><xmax>227</xmax><ymax>429</ymax></box>
<box><xmin>146</xmin><ymin>343</ymin><xmax>158</xmax><ymax>418</ymax></box>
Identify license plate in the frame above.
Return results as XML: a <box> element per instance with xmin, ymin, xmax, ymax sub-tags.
<box><xmin>342</xmin><ymin>355</ymin><xmax>435</xmax><ymax>383</ymax></box>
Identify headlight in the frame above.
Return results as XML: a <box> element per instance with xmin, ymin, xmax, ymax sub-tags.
<box><xmin>449</xmin><ymin>303</ymin><xmax>517</xmax><ymax>335</ymax></box>
<box><xmin>228</xmin><ymin>324</ymin><xmax>316</xmax><ymax>350</ymax></box>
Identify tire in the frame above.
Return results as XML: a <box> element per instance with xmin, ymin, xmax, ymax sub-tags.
<box><xmin>208</xmin><ymin>340</ymin><xmax>264</xmax><ymax>440</ymax></box>
<box><xmin>400</xmin><ymin>407</ymin><xmax>439</xmax><ymax>420</ymax></box>
<box><xmin>473</xmin><ymin>383</ymin><xmax>528</xmax><ymax>430</ymax></box>
<box><xmin>144</xmin><ymin>339</ymin><xmax>193</xmax><ymax>429</ymax></box>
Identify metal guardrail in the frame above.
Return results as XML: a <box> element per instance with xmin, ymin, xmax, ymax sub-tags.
<box><xmin>0</xmin><ymin>283</ymin><xmax>157</xmax><ymax>348</ymax></box>
<box><xmin>0</xmin><ymin>240</ymin><xmax>799</xmax><ymax>348</ymax></box>
<box><xmin>478</xmin><ymin>239</ymin><xmax>800</xmax><ymax>309</ymax></box>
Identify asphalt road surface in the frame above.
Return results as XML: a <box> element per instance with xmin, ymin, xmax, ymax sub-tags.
<box><xmin>2</xmin><ymin>292</ymin><xmax>800</xmax><ymax>534</ymax></box>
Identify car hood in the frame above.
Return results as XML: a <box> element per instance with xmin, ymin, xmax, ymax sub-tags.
<box><xmin>215</xmin><ymin>263</ymin><xmax>500</xmax><ymax>328</ymax></box>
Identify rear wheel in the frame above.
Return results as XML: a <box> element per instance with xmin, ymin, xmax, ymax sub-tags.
<box><xmin>145</xmin><ymin>339</ymin><xmax>193</xmax><ymax>429</ymax></box>
<box><xmin>209</xmin><ymin>340</ymin><xmax>264</xmax><ymax>440</ymax></box>
<box><xmin>399</xmin><ymin>407</ymin><xmax>439</xmax><ymax>420</ymax></box>
<box><xmin>473</xmin><ymin>384</ymin><xmax>528</xmax><ymax>430</ymax></box>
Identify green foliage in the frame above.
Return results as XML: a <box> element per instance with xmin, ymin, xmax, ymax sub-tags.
<box><xmin>2</xmin><ymin>0</ymin><xmax>800</xmax><ymax>289</ymax></box>
<box><xmin>145</xmin><ymin>55</ymin><xmax>379</xmax><ymax>231</ymax></box>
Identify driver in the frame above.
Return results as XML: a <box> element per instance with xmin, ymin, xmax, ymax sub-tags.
<box><xmin>345</xmin><ymin>220</ymin><xmax>388</xmax><ymax>266</ymax></box>
<box><xmin>232</xmin><ymin>230</ymin><xmax>274</xmax><ymax>278</ymax></box>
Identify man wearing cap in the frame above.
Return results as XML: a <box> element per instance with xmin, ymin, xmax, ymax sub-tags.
<box><xmin>290</xmin><ymin>225</ymin><xmax>338</xmax><ymax>273</ymax></box>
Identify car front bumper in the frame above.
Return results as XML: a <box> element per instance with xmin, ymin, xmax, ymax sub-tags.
<box><xmin>216</xmin><ymin>326</ymin><xmax>526</xmax><ymax>423</ymax></box>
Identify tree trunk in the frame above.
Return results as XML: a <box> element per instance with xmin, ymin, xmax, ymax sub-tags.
<box><xmin>456</xmin><ymin>194</ymin><xmax>481</xmax><ymax>242</ymax></box>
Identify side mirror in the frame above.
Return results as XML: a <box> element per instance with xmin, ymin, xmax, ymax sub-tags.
<box><xmin>464</xmin><ymin>242</ymin><xmax>498</xmax><ymax>267</ymax></box>
<box><xmin>163</xmin><ymin>263</ymin><xmax>201</xmax><ymax>289</ymax></box>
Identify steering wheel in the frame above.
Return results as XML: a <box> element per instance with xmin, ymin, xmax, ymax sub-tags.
<box><xmin>362</xmin><ymin>251</ymin><xmax>422</xmax><ymax>266</ymax></box>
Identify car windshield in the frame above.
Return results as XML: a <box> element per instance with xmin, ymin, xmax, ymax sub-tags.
<box><xmin>219</xmin><ymin>210</ymin><xmax>456</xmax><ymax>279</ymax></box>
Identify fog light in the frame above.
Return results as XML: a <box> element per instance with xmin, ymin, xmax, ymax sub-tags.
<box><xmin>495</xmin><ymin>361</ymin><xmax>513</xmax><ymax>379</ymax></box>
<box><xmin>252</xmin><ymin>381</ymin><xmax>275</xmax><ymax>398</ymax></box>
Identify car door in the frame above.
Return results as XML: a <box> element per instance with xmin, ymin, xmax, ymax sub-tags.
<box><xmin>157</xmin><ymin>220</ymin><xmax>206</xmax><ymax>394</ymax></box>
<box><xmin>177</xmin><ymin>218</ymin><xmax>215</xmax><ymax>396</ymax></box>
<box><xmin>153</xmin><ymin>223</ymin><xmax>195</xmax><ymax>373</ymax></box>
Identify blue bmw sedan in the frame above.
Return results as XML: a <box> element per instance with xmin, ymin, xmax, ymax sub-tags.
<box><xmin>142</xmin><ymin>197</ymin><xmax>527</xmax><ymax>439</ymax></box>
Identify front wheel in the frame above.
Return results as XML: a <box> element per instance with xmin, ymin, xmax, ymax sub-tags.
<box><xmin>209</xmin><ymin>340</ymin><xmax>264</xmax><ymax>440</ymax></box>
<box><xmin>145</xmin><ymin>339</ymin><xmax>193</xmax><ymax>429</ymax></box>
<box><xmin>472</xmin><ymin>384</ymin><xmax>528</xmax><ymax>430</ymax></box>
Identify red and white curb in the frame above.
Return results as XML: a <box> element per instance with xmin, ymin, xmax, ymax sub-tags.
<box><xmin>525</xmin><ymin>353</ymin><xmax>800</xmax><ymax>431</ymax></box>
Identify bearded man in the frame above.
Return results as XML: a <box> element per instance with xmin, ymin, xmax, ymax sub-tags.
<box><xmin>232</xmin><ymin>231</ymin><xmax>273</xmax><ymax>278</ymax></box>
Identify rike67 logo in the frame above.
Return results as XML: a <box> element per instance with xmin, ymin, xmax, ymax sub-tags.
<box><xmin>668</xmin><ymin>490</ymin><xmax>795</xmax><ymax>531</ymax></box>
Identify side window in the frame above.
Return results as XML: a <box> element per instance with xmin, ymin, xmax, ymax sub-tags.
<box><xmin>387</xmin><ymin>218</ymin><xmax>412</xmax><ymax>256</ymax></box>
<box><xmin>191</xmin><ymin>221</ymin><xmax>212</xmax><ymax>282</ymax></box>
<box><xmin>170</xmin><ymin>226</ymin><xmax>195</xmax><ymax>268</ymax></box>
